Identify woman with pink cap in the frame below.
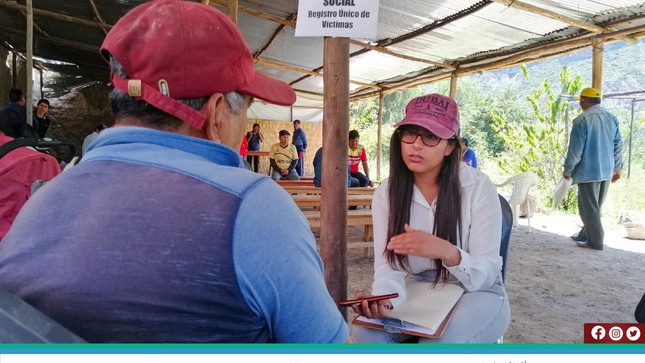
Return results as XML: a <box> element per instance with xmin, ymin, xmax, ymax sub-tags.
<box><xmin>351</xmin><ymin>93</ymin><xmax>510</xmax><ymax>343</ymax></box>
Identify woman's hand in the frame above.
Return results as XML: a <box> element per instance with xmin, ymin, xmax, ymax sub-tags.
<box><xmin>350</xmin><ymin>292</ymin><xmax>393</xmax><ymax>319</ymax></box>
<box><xmin>386</xmin><ymin>224</ymin><xmax>461</xmax><ymax>266</ymax></box>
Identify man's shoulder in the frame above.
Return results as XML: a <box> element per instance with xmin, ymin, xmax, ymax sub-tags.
<box><xmin>0</xmin><ymin>106</ymin><xmax>21</xmax><ymax>121</ymax></box>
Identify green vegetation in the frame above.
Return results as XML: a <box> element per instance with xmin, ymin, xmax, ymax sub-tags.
<box><xmin>349</xmin><ymin>39</ymin><xmax>645</xmax><ymax>217</ymax></box>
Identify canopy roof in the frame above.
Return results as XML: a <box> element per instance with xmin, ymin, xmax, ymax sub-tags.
<box><xmin>2</xmin><ymin>0</ymin><xmax>645</xmax><ymax>121</ymax></box>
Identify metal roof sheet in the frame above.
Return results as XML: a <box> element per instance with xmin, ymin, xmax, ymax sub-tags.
<box><xmin>1</xmin><ymin>0</ymin><xmax>644</xmax><ymax>108</ymax></box>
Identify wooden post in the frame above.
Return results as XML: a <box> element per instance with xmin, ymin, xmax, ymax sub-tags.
<box><xmin>592</xmin><ymin>38</ymin><xmax>603</xmax><ymax>90</ymax></box>
<box><xmin>628</xmin><ymin>99</ymin><xmax>634</xmax><ymax>178</ymax></box>
<box><xmin>39</xmin><ymin>68</ymin><xmax>43</xmax><ymax>100</ymax></box>
<box><xmin>26</xmin><ymin>0</ymin><xmax>33</xmax><ymax>127</ymax></box>
<box><xmin>321</xmin><ymin>36</ymin><xmax>349</xmax><ymax>318</ymax></box>
<box><xmin>449</xmin><ymin>72</ymin><xmax>458</xmax><ymax>99</ymax></box>
<box><xmin>12</xmin><ymin>51</ymin><xmax>17</xmax><ymax>87</ymax></box>
<box><xmin>376</xmin><ymin>91</ymin><xmax>384</xmax><ymax>182</ymax></box>
<box><xmin>228</xmin><ymin>0</ymin><xmax>238</xmax><ymax>24</ymax></box>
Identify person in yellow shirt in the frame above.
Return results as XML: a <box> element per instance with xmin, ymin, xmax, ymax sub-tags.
<box><xmin>269</xmin><ymin>130</ymin><xmax>299</xmax><ymax>180</ymax></box>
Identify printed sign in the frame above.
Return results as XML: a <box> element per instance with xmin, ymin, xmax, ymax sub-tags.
<box><xmin>295</xmin><ymin>0</ymin><xmax>380</xmax><ymax>38</ymax></box>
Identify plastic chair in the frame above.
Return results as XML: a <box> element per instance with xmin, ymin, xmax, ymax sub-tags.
<box><xmin>496</xmin><ymin>172</ymin><xmax>538</xmax><ymax>232</ymax></box>
<box><xmin>0</xmin><ymin>288</ymin><xmax>85</xmax><ymax>343</ymax></box>
<box><xmin>495</xmin><ymin>194</ymin><xmax>513</xmax><ymax>344</ymax></box>
<box><xmin>499</xmin><ymin>194</ymin><xmax>513</xmax><ymax>282</ymax></box>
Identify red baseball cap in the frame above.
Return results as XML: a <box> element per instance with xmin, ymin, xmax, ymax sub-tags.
<box><xmin>395</xmin><ymin>94</ymin><xmax>460</xmax><ymax>139</ymax></box>
<box><xmin>100</xmin><ymin>0</ymin><xmax>296</xmax><ymax>129</ymax></box>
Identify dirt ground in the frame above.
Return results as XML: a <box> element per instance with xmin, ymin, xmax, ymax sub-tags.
<box><xmin>332</xmin><ymin>212</ymin><xmax>645</xmax><ymax>343</ymax></box>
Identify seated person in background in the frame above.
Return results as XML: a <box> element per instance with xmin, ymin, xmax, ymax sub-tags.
<box><xmin>269</xmin><ymin>130</ymin><xmax>300</xmax><ymax>181</ymax></box>
<box><xmin>33</xmin><ymin>99</ymin><xmax>51</xmax><ymax>138</ymax></box>
<box><xmin>313</xmin><ymin>147</ymin><xmax>358</xmax><ymax>188</ymax></box>
<box><xmin>82</xmin><ymin>124</ymin><xmax>107</xmax><ymax>156</ymax></box>
<box><xmin>351</xmin><ymin>93</ymin><xmax>510</xmax><ymax>343</ymax></box>
<box><xmin>348</xmin><ymin>129</ymin><xmax>372</xmax><ymax>187</ymax></box>
<box><xmin>460</xmin><ymin>137</ymin><xmax>478</xmax><ymax>168</ymax></box>
<box><xmin>0</xmin><ymin>129</ymin><xmax>61</xmax><ymax>240</ymax></box>
<box><xmin>0</xmin><ymin>0</ymin><xmax>346</xmax><ymax>343</ymax></box>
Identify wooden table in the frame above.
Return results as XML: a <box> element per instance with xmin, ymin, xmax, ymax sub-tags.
<box><xmin>245</xmin><ymin>151</ymin><xmax>269</xmax><ymax>174</ymax></box>
<box><xmin>291</xmin><ymin>194</ymin><xmax>372</xmax><ymax>208</ymax></box>
<box><xmin>246</xmin><ymin>151</ymin><xmax>269</xmax><ymax>157</ymax></box>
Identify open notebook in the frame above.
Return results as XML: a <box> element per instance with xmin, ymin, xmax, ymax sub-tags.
<box><xmin>353</xmin><ymin>282</ymin><xmax>464</xmax><ymax>338</ymax></box>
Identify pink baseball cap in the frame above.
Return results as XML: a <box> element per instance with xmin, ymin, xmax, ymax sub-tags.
<box><xmin>395</xmin><ymin>94</ymin><xmax>460</xmax><ymax>139</ymax></box>
<box><xmin>100</xmin><ymin>0</ymin><xmax>296</xmax><ymax>129</ymax></box>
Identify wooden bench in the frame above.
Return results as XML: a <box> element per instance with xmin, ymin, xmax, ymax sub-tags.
<box><xmin>281</xmin><ymin>185</ymin><xmax>375</xmax><ymax>195</ymax></box>
<box><xmin>292</xmin><ymin>194</ymin><xmax>372</xmax><ymax>208</ymax></box>
<box><xmin>302</xmin><ymin>209</ymin><xmax>374</xmax><ymax>257</ymax></box>
<box><xmin>276</xmin><ymin>179</ymin><xmax>315</xmax><ymax>186</ymax></box>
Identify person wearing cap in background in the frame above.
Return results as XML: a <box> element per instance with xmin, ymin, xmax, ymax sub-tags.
<box><xmin>460</xmin><ymin>137</ymin><xmax>478</xmax><ymax>168</ymax></box>
<box><xmin>269</xmin><ymin>129</ymin><xmax>300</xmax><ymax>181</ymax></box>
<box><xmin>351</xmin><ymin>93</ymin><xmax>510</xmax><ymax>343</ymax></box>
<box><xmin>564</xmin><ymin>87</ymin><xmax>623</xmax><ymax>251</ymax></box>
<box><xmin>0</xmin><ymin>0</ymin><xmax>347</xmax><ymax>343</ymax></box>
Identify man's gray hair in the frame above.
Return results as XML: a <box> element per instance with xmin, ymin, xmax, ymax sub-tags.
<box><xmin>108</xmin><ymin>56</ymin><xmax>245</xmax><ymax>130</ymax></box>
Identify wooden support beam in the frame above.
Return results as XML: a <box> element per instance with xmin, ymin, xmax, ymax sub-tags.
<box><xmin>254</xmin><ymin>14</ymin><xmax>295</xmax><ymax>59</ymax></box>
<box><xmin>491</xmin><ymin>0</ymin><xmax>605</xmax><ymax>33</ymax></box>
<box><xmin>15</xmin><ymin>7</ymin><xmax>49</xmax><ymax>37</ymax></box>
<box><xmin>322</xmin><ymin>36</ymin><xmax>350</xmax><ymax>316</ymax></box>
<box><xmin>592</xmin><ymin>39</ymin><xmax>603</xmax><ymax>90</ymax></box>
<box><xmin>0</xmin><ymin>25</ymin><xmax>99</xmax><ymax>52</ymax></box>
<box><xmin>0</xmin><ymin>0</ymin><xmax>111</xmax><ymax>30</ymax></box>
<box><xmin>449</xmin><ymin>72</ymin><xmax>457</xmax><ymax>99</ymax></box>
<box><xmin>376</xmin><ymin>91</ymin><xmax>384</xmax><ymax>182</ymax></box>
<box><xmin>227</xmin><ymin>0</ymin><xmax>238</xmax><ymax>24</ymax></box>
<box><xmin>11</xmin><ymin>51</ymin><xmax>17</xmax><ymax>87</ymax></box>
<box><xmin>26</xmin><ymin>0</ymin><xmax>33</xmax><ymax>127</ymax></box>
<box><xmin>88</xmin><ymin>0</ymin><xmax>108</xmax><ymax>36</ymax></box>
<box><xmin>208</xmin><ymin>0</ymin><xmax>296</xmax><ymax>27</ymax></box>
<box><xmin>490</xmin><ymin>0</ymin><xmax>636</xmax><ymax>44</ymax></box>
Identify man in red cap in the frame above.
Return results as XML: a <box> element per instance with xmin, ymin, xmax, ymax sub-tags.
<box><xmin>0</xmin><ymin>0</ymin><xmax>347</xmax><ymax>343</ymax></box>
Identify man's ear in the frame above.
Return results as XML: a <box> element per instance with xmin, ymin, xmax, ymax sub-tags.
<box><xmin>202</xmin><ymin>93</ymin><xmax>229</xmax><ymax>143</ymax></box>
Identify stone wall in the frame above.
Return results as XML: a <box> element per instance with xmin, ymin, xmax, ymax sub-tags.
<box><xmin>46</xmin><ymin>83</ymin><xmax>114</xmax><ymax>153</ymax></box>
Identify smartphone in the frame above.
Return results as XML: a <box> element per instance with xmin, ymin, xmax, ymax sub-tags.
<box><xmin>338</xmin><ymin>293</ymin><xmax>399</xmax><ymax>307</ymax></box>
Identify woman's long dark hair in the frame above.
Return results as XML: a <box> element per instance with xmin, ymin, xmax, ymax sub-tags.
<box><xmin>386</xmin><ymin>127</ymin><xmax>462</xmax><ymax>285</ymax></box>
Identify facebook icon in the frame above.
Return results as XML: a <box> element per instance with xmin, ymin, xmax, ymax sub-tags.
<box><xmin>592</xmin><ymin>325</ymin><xmax>606</xmax><ymax>340</ymax></box>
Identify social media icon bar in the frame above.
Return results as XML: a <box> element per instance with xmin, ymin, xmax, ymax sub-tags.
<box><xmin>584</xmin><ymin>323</ymin><xmax>645</xmax><ymax>343</ymax></box>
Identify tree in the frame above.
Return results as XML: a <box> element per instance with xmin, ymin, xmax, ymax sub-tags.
<box><xmin>491</xmin><ymin>65</ymin><xmax>583</xmax><ymax>210</ymax></box>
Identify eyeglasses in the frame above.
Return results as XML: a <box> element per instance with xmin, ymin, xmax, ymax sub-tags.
<box><xmin>397</xmin><ymin>128</ymin><xmax>443</xmax><ymax>147</ymax></box>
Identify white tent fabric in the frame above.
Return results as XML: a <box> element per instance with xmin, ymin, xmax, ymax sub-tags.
<box><xmin>248</xmin><ymin>92</ymin><xmax>324</xmax><ymax>122</ymax></box>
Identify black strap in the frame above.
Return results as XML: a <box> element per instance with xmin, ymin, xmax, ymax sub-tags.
<box><xmin>0</xmin><ymin>138</ymin><xmax>76</xmax><ymax>161</ymax></box>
